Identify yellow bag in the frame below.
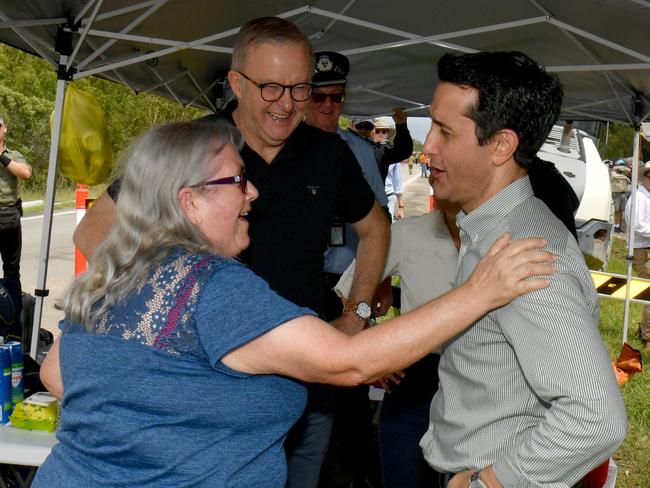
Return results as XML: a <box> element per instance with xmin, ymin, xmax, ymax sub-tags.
<box><xmin>52</xmin><ymin>82</ymin><xmax>113</xmax><ymax>185</ymax></box>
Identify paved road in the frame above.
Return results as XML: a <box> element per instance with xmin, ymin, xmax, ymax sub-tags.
<box><xmin>21</xmin><ymin>210</ymin><xmax>76</xmax><ymax>335</ymax></box>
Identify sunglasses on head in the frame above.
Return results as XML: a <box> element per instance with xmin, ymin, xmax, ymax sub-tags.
<box><xmin>311</xmin><ymin>93</ymin><xmax>345</xmax><ymax>104</ymax></box>
<box><xmin>375</xmin><ymin>128</ymin><xmax>389</xmax><ymax>134</ymax></box>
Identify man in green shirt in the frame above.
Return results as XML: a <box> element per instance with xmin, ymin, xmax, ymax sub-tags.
<box><xmin>0</xmin><ymin>115</ymin><xmax>32</xmax><ymax>318</ymax></box>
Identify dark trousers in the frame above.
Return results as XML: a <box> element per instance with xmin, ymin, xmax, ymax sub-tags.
<box><xmin>379</xmin><ymin>353</ymin><xmax>441</xmax><ymax>488</ymax></box>
<box><xmin>319</xmin><ymin>273</ymin><xmax>381</xmax><ymax>487</ymax></box>
<box><xmin>0</xmin><ymin>223</ymin><xmax>22</xmax><ymax>317</ymax></box>
<box><xmin>438</xmin><ymin>472</ymin><xmax>453</xmax><ymax>487</ymax></box>
<box><xmin>286</xmin><ymin>383</ymin><xmax>335</xmax><ymax>488</ymax></box>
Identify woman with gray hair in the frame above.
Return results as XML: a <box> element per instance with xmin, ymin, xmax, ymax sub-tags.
<box><xmin>34</xmin><ymin>119</ymin><xmax>554</xmax><ymax>487</ymax></box>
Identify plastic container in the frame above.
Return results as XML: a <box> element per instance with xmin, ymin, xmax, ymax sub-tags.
<box><xmin>6</xmin><ymin>341</ymin><xmax>23</xmax><ymax>407</ymax></box>
<box><xmin>9</xmin><ymin>392</ymin><xmax>58</xmax><ymax>432</ymax></box>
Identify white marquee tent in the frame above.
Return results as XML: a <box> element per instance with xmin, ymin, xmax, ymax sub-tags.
<box><xmin>0</xmin><ymin>0</ymin><xmax>648</xmax><ymax>356</ymax></box>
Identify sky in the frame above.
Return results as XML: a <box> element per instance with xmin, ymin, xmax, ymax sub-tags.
<box><xmin>407</xmin><ymin>117</ymin><xmax>432</xmax><ymax>144</ymax></box>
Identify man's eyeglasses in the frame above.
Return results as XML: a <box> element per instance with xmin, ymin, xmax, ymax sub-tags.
<box><xmin>311</xmin><ymin>93</ymin><xmax>345</xmax><ymax>104</ymax></box>
<box><xmin>374</xmin><ymin>128</ymin><xmax>389</xmax><ymax>135</ymax></box>
<box><xmin>194</xmin><ymin>172</ymin><xmax>248</xmax><ymax>193</ymax></box>
<box><xmin>235</xmin><ymin>71</ymin><xmax>312</xmax><ymax>102</ymax></box>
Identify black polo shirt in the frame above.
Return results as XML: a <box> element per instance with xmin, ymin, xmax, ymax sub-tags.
<box><xmin>239</xmin><ymin>121</ymin><xmax>374</xmax><ymax>315</ymax></box>
<box><xmin>108</xmin><ymin>111</ymin><xmax>375</xmax><ymax>316</ymax></box>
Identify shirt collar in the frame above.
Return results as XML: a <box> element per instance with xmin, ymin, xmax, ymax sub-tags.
<box><xmin>456</xmin><ymin>176</ymin><xmax>533</xmax><ymax>246</ymax></box>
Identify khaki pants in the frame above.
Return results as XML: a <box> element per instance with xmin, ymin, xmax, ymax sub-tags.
<box><xmin>632</xmin><ymin>248</ymin><xmax>650</xmax><ymax>343</ymax></box>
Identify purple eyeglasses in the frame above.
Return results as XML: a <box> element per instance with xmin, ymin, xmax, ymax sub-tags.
<box><xmin>195</xmin><ymin>172</ymin><xmax>247</xmax><ymax>193</ymax></box>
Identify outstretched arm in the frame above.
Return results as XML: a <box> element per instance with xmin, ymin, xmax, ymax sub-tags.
<box><xmin>335</xmin><ymin>201</ymin><xmax>390</xmax><ymax>334</ymax></box>
<box><xmin>73</xmin><ymin>192</ymin><xmax>117</xmax><ymax>261</ymax></box>
<box><xmin>223</xmin><ymin>235</ymin><xmax>554</xmax><ymax>386</ymax></box>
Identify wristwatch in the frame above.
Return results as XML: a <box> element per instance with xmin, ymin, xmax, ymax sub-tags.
<box><xmin>343</xmin><ymin>300</ymin><xmax>372</xmax><ymax>320</ymax></box>
<box><xmin>469</xmin><ymin>471</ymin><xmax>487</xmax><ymax>488</ymax></box>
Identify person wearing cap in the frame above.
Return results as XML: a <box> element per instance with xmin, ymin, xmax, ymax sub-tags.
<box><xmin>72</xmin><ymin>18</ymin><xmax>390</xmax><ymax>488</ymax></box>
<box><xmin>373</xmin><ymin>120</ymin><xmax>407</xmax><ymax>221</ymax></box>
<box><xmin>0</xmin><ymin>115</ymin><xmax>32</xmax><ymax>320</ymax></box>
<box><xmin>611</xmin><ymin>159</ymin><xmax>631</xmax><ymax>233</ymax></box>
<box><xmin>306</xmin><ymin>51</ymin><xmax>390</xmax><ymax>316</ymax></box>
<box><xmin>353</xmin><ymin>119</ymin><xmax>375</xmax><ymax>139</ymax></box>
<box><xmin>624</xmin><ymin>161</ymin><xmax>650</xmax><ymax>349</ymax></box>
<box><xmin>306</xmin><ymin>50</ymin><xmax>392</xmax><ymax>487</ymax></box>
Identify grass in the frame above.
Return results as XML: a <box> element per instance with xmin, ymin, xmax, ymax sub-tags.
<box><xmin>20</xmin><ymin>185</ymin><xmax>109</xmax><ymax>215</ymax></box>
<box><xmin>600</xmin><ymin>238</ymin><xmax>649</xmax><ymax>488</ymax></box>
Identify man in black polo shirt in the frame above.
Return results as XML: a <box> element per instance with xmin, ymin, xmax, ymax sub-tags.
<box><xmin>74</xmin><ymin>16</ymin><xmax>389</xmax><ymax>488</ymax></box>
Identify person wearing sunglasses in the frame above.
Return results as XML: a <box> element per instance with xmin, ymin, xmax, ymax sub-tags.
<box><xmin>72</xmin><ymin>17</ymin><xmax>390</xmax><ymax>487</ymax></box>
<box><xmin>36</xmin><ymin>119</ymin><xmax>555</xmax><ymax>488</ymax></box>
<box><xmin>306</xmin><ymin>50</ymin><xmax>393</xmax><ymax>487</ymax></box>
<box><xmin>0</xmin><ymin>115</ymin><xmax>32</xmax><ymax>323</ymax></box>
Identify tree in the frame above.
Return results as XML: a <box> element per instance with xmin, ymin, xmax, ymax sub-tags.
<box><xmin>0</xmin><ymin>44</ymin><xmax>203</xmax><ymax>192</ymax></box>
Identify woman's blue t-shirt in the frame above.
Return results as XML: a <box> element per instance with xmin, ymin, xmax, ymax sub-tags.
<box><xmin>33</xmin><ymin>249</ymin><xmax>314</xmax><ymax>487</ymax></box>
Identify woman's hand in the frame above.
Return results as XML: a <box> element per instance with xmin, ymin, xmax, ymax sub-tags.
<box><xmin>466</xmin><ymin>233</ymin><xmax>555</xmax><ymax>310</ymax></box>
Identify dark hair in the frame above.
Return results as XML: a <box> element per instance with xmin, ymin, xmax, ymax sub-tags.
<box><xmin>231</xmin><ymin>17</ymin><xmax>313</xmax><ymax>71</ymax></box>
<box><xmin>437</xmin><ymin>51</ymin><xmax>563</xmax><ymax>169</ymax></box>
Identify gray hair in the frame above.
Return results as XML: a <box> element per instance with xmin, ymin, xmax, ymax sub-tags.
<box><xmin>64</xmin><ymin>119</ymin><xmax>243</xmax><ymax>328</ymax></box>
<box><xmin>231</xmin><ymin>16</ymin><xmax>313</xmax><ymax>71</ymax></box>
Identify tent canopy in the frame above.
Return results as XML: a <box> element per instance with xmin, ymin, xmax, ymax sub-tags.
<box><xmin>0</xmin><ymin>0</ymin><xmax>649</xmax><ymax>125</ymax></box>
<box><xmin>1</xmin><ymin>0</ymin><xmax>649</xmax><ymax>356</ymax></box>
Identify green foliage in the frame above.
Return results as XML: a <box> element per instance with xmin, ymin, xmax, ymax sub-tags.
<box><xmin>0</xmin><ymin>44</ymin><xmax>204</xmax><ymax>193</ymax></box>
<box><xmin>598</xmin><ymin>123</ymin><xmax>635</xmax><ymax>161</ymax></box>
<box><xmin>0</xmin><ymin>83</ymin><xmax>54</xmax><ymax>191</ymax></box>
<box><xmin>339</xmin><ymin>115</ymin><xmax>353</xmax><ymax>130</ymax></box>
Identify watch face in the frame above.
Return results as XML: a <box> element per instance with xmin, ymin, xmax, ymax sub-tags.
<box><xmin>469</xmin><ymin>475</ymin><xmax>487</xmax><ymax>488</ymax></box>
<box><xmin>356</xmin><ymin>301</ymin><xmax>372</xmax><ymax>320</ymax></box>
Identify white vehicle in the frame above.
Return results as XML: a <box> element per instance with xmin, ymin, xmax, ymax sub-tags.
<box><xmin>539</xmin><ymin>123</ymin><xmax>613</xmax><ymax>270</ymax></box>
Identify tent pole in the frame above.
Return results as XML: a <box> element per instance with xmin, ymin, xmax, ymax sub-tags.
<box><xmin>622</xmin><ymin>130</ymin><xmax>642</xmax><ymax>345</ymax></box>
<box><xmin>29</xmin><ymin>56</ymin><xmax>68</xmax><ymax>359</ymax></box>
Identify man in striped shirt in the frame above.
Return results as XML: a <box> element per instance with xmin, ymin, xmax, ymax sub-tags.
<box><xmin>419</xmin><ymin>51</ymin><xmax>627</xmax><ymax>488</ymax></box>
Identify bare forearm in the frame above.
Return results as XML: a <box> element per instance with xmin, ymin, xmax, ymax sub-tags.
<box><xmin>40</xmin><ymin>339</ymin><xmax>63</xmax><ymax>400</ymax></box>
<box><xmin>334</xmin><ymin>282</ymin><xmax>490</xmax><ymax>384</ymax></box>
<box><xmin>6</xmin><ymin>160</ymin><xmax>31</xmax><ymax>179</ymax></box>
<box><xmin>73</xmin><ymin>192</ymin><xmax>117</xmax><ymax>261</ymax></box>
<box><xmin>348</xmin><ymin>203</ymin><xmax>390</xmax><ymax>303</ymax></box>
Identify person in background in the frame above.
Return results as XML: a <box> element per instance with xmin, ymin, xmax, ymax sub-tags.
<box><xmin>372</xmin><ymin>114</ymin><xmax>413</xmax><ymax>182</ymax></box>
<box><xmin>384</xmin><ymin>160</ymin><xmax>405</xmax><ymax>221</ymax></box>
<box><xmin>373</xmin><ymin>119</ymin><xmax>409</xmax><ymax>221</ymax></box>
<box><xmin>420</xmin><ymin>51</ymin><xmax>626</xmax><ymax>488</ymax></box>
<box><xmin>34</xmin><ymin>119</ymin><xmax>554</xmax><ymax>488</ymax></box>
<box><xmin>418</xmin><ymin>153</ymin><xmax>429</xmax><ymax>178</ymax></box>
<box><xmin>305</xmin><ymin>50</ymin><xmax>389</xmax><ymax>487</ymax></box>
<box><xmin>611</xmin><ymin>159</ymin><xmax>631</xmax><ymax>233</ymax></box>
<box><xmin>0</xmin><ymin>115</ymin><xmax>32</xmax><ymax>321</ymax></box>
<box><xmin>624</xmin><ymin>160</ymin><xmax>650</xmax><ymax>349</ymax></box>
<box><xmin>353</xmin><ymin>119</ymin><xmax>375</xmax><ymax>139</ymax></box>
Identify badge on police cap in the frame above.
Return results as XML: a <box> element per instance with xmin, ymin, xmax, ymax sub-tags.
<box><xmin>312</xmin><ymin>51</ymin><xmax>350</xmax><ymax>87</ymax></box>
